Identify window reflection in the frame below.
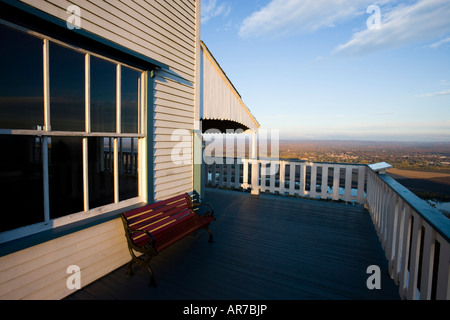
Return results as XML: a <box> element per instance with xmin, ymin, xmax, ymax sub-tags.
<box><xmin>121</xmin><ymin>67</ymin><xmax>140</xmax><ymax>133</ymax></box>
<box><xmin>49</xmin><ymin>42</ymin><xmax>85</xmax><ymax>131</ymax></box>
<box><xmin>48</xmin><ymin>137</ymin><xmax>84</xmax><ymax>219</ymax></box>
<box><xmin>0</xmin><ymin>22</ymin><xmax>144</xmax><ymax>233</ymax></box>
<box><xmin>0</xmin><ymin>24</ymin><xmax>44</xmax><ymax>130</ymax></box>
<box><xmin>89</xmin><ymin>137</ymin><xmax>114</xmax><ymax>209</ymax></box>
<box><xmin>0</xmin><ymin>135</ymin><xmax>44</xmax><ymax>232</ymax></box>
<box><xmin>119</xmin><ymin>137</ymin><xmax>139</xmax><ymax>201</ymax></box>
<box><xmin>91</xmin><ymin>56</ymin><xmax>116</xmax><ymax>133</ymax></box>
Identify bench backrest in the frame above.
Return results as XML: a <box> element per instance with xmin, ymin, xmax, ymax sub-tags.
<box><xmin>122</xmin><ymin>193</ymin><xmax>194</xmax><ymax>245</ymax></box>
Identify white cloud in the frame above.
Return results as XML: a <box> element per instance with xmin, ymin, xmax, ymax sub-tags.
<box><xmin>415</xmin><ymin>89</ymin><xmax>450</xmax><ymax>98</ymax></box>
<box><xmin>238</xmin><ymin>0</ymin><xmax>381</xmax><ymax>38</ymax></box>
<box><xmin>201</xmin><ymin>0</ymin><xmax>231</xmax><ymax>24</ymax></box>
<box><xmin>430</xmin><ymin>37</ymin><xmax>450</xmax><ymax>48</ymax></box>
<box><xmin>334</xmin><ymin>0</ymin><xmax>450</xmax><ymax>55</ymax></box>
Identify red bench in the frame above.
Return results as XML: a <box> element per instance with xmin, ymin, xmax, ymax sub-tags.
<box><xmin>120</xmin><ymin>193</ymin><xmax>215</xmax><ymax>286</ymax></box>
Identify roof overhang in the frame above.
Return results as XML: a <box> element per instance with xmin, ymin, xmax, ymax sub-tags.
<box><xmin>200</xmin><ymin>41</ymin><xmax>260</xmax><ymax>133</ymax></box>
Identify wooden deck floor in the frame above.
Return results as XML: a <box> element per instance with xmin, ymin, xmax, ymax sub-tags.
<box><xmin>66</xmin><ymin>188</ymin><xmax>400</xmax><ymax>300</ymax></box>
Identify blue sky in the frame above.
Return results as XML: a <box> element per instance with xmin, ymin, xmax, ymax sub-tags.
<box><xmin>200</xmin><ymin>0</ymin><xmax>450</xmax><ymax>142</ymax></box>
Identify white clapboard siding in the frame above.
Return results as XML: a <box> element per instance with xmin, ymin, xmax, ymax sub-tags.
<box><xmin>152</xmin><ymin>71</ymin><xmax>194</xmax><ymax>202</ymax></box>
<box><xmin>0</xmin><ymin>218</ymin><xmax>129</xmax><ymax>300</ymax></box>
<box><xmin>20</xmin><ymin>0</ymin><xmax>196</xmax><ymax>82</ymax></box>
<box><xmin>0</xmin><ymin>0</ymin><xmax>198</xmax><ymax>300</ymax></box>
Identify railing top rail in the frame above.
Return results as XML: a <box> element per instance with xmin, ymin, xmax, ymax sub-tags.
<box><xmin>372</xmin><ymin>168</ymin><xmax>450</xmax><ymax>243</ymax></box>
<box><xmin>205</xmin><ymin>156</ymin><xmax>368</xmax><ymax>167</ymax></box>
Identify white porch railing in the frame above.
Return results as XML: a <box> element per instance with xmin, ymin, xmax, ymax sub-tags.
<box><xmin>205</xmin><ymin>157</ymin><xmax>366</xmax><ymax>204</ymax></box>
<box><xmin>366</xmin><ymin>168</ymin><xmax>450</xmax><ymax>300</ymax></box>
<box><xmin>205</xmin><ymin>157</ymin><xmax>450</xmax><ymax>300</ymax></box>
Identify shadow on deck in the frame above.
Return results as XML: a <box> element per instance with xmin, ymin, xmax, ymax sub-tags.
<box><xmin>66</xmin><ymin>188</ymin><xmax>400</xmax><ymax>300</ymax></box>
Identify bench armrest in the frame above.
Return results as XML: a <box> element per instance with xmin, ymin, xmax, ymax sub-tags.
<box><xmin>121</xmin><ymin>215</ymin><xmax>156</xmax><ymax>251</ymax></box>
<box><xmin>192</xmin><ymin>202</ymin><xmax>215</xmax><ymax>217</ymax></box>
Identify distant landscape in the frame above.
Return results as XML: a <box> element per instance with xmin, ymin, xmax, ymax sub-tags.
<box><xmin>278</xmin><ymin>140</ymin><xmax>450</xmax><ymax>217</ymax></box>
<box><xmin>278</xmin><ymin>140</ymin><xmax>450</xmax><ymax>173</ymax></box>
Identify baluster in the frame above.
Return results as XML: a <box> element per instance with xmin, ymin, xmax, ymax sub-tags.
<box><xmin>321</xmin><ymin>165</ymin><xmax>328</xmax><ymax>199</ymax></box>
<box><xmin>332</xmin><ymin>165</ymin><xmax>340</xmax><ymax>201</ymax></box>
<box><xmin>279</xmin><ymin>161</ymin><xmax>285</xmax><ymax>195</ymax></box>
<box><xmin>310</xmin><ymin>164</ymin><xmax>317</xmax><ymax>199</ymax></box>
<box><xmin>419</xmin><ymin>222</ymin><xmax>435</xmax><ymax>300</ymax></box>
<box><xmin>299</xmin><ymin>164</ymin><xmax>306</xmax><ymax>197</ymax></box>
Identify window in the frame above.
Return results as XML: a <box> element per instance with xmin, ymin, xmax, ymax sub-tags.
<box><xmin>0</xmin><ymin>24</ymin><xmax>43</xmax><ymax>129</ymax></box>
<box><xmin>0</xmin><ymin>22</ymin><xmax>146</xmax><ymax>237</ymax></box>
<box><xmin>91</xmin><ymin>56</ymin><xmax>116</xmax><ymax>133</ymax></box>
<box><xmin>49</xmin><ymin>42</ymin><xmax>85</xmax><ymax>132</ymax></box>
<box><xmin>0</xmin><ymin>135</ymin><xmax>44</xmax><ymax>232</ymax></box>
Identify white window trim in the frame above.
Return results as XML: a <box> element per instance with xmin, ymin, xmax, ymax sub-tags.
<box><xmin>0</xmin><ymin>22</ymin><xmax>148</xmax><ymax>244</ymax></box>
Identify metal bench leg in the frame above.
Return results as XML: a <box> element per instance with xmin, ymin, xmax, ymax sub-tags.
<box><xmin>145</xmin><ymin>263</ymin><xmax>157</xmax><ymax>287</ymax></box>
<box><xmin>126</xmin><ymin>259</ymin><xmax>134</xmax><ymax>277</ymax></box>
<box><xmin>206</xmin><ymin>227</ymin><xmax>214</xmax><ymax>243</ymax></box>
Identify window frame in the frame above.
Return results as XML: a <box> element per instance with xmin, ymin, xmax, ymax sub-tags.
<box><xmin>0</xmin><ymin>21</ymin><xmax>149</xmax><ymax>244</ymax></box>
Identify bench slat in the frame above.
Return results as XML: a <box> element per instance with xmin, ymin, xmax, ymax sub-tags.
<box><xmin>126</xmin><ymin>196</ymin><xmax>190</xmax><ymax>226</ymax></box>
<box><xmin>131</xmin><ymin>208</ymin><xmax>193</xmax><ymax>245</ymax></box>
<box><xmin>124</xmin><ymin>193</ymin><xmax>189</xmax><ymax>219</ymax></box>
<box><xmin>129</xmin><ymin>202</ymin><xmax>190</xmax><ymax>228</ymax></box>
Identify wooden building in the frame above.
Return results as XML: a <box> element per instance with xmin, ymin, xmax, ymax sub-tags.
<box><xmin>0</xmin><ymin>0</ymin><xmax>258</xmax><ymax>299</ymax></box>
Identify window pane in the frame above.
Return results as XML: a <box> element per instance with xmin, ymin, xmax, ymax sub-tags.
<box><xmin>48</xmin><ymin>137</ymin><xmax>84</xmax><ymax>219</ymax></box>
<box><xmin>0</xmin><ymin>24</ymin><xmax>44</xmax><ymax>129</ymax></box>
<box><xmin>49</xmin><ymin>42</ymin><xmax>85</xmax><ymax>131</ymax></box>
<box><xmin>0</xmin><ymin>135</ymin><xmax>44</xmax><ymax>232</ymax></box>
<box><xmin>119</xmin><ymin>138</ymin><xmax>139</xmax><ymax>201</ymax></box>
<box><xmin>121</xmin><ymin>67</ymin><xmax>140</xmax><ymax>133</ymax></box>
<box><xmin>89</xmin><ymin>137</ymin><xmax>114</xmax><ymax>208</ymax></box>
<box><xmin>91</xmin><ymin>57</ymin><xmax>116</xmax><ymax>133</ymax></box>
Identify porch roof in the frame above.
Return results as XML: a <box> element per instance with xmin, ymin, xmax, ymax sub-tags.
<box><xmin>200</xmin><ymin>42</ymin><xmax>260</xmax><ymax>133</ymax></box>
